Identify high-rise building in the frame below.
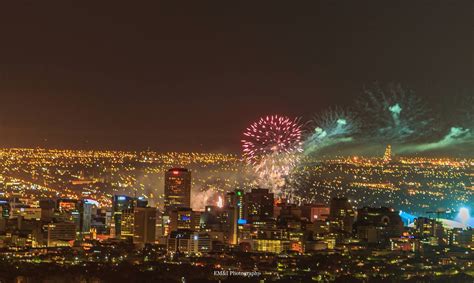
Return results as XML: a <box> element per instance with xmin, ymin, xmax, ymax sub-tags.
<box><xmin>56</xmin><ymin>198</ymin><xmax>78</xmax><ymax>213</ymax></box>
<box><xmin>354</xmin><ymin>207</ymin><xmax>404</xmax><ymax>243</ymax></box>
<box><xmin>112</xmin><ymin>195</ymin><xmax>148</xmax><ymax>239</ymax></box>
<box><xmin>46</xmin><ymin>222</ymin><xmax>76</xmax><ymax>247</ymax></box>
<box><xmin>414</xmin><ymin>217</ymin><xmax>445</xmax><ymax>245</ymax></box>
<box><xmin>112</xmin><ymin>195</ymin><xmax>134</xmax><ymax>238</ymax></box>
<box><xmin>91</xmin><ymin>208</ymin><xmax>108</xmax><ymax>235</ymax></box>
<box><xmin>164</xmin><ymin>168</ymin><xmax>191</xmax><ymax>213</ymax></box>
<box><xmin>329</xmin><ymin>197</ymin><xmax>355</xmax><ymax>233</ymax></box>
<box><xmin>200</xmin><ymin>205</ymin><xmax>236</xmax><ymax>244</ymax></box>
<box><xmin>155</xmin><ymin>210</ymin><xmax>165</xmax><ymax>241</ymax></box>
<box><xmin>227</xmin><ymin>207</ymin><xmax>238</xmax><ymax>245</ymax></box>
<box><xmin>244</xmin><ymin>188</ymin><xmax>274</xmax><ymax>222</ymax></box>
<box><xmin>166</xmin><ymin>230</ymin><xmax>212</xmax><ymax>254</ymax></box>
<box><xmin>10</xmin><ymin>207</ymin><xmax>41</xmax><ymax>220</ymax></box>
<box><xmin>56</xmin><ymin>198</ymin><xmax>80</xmax><ymax>233</ymax></box>
<box><xmin>225</xmin><ymin>189</ymin><xmax>245</xmax><ymax>245</ymax></box>
<box><xmin>120</xmin><ymin>209</ymin><xmax>135</xmax><ymax>239</ymax></box>
<box><xmin>78</xmin><ymin>199</ymin><xmax>97</xmax><ymax>237</ymax></box>
<box><xmin>133</xmin><ymin>207</ymin><xmax>157</xmax><ymax>245</ymax></box>
<box><xmin>226</xmin><ymin>189</ymin><xmax>245</xmax><ymax>220</ymax></box>
<box><xmin>169</xmin><ymin>207</ymin><xmax>194</xmax><ymax>232</ymax></box>
<box><xmin>112</xmin><ymin>195</ymin><xmax>148</xmax><ymax>213</ymax></box>
<box><xmin>302</xmin><ymin>203</ymin><xmax>330</xmax><ymax>222</ymax></box>
<box><xmin>39</xmin><ymin>199</ymin><xmax>55</xmax><ymax>221</ymax></box>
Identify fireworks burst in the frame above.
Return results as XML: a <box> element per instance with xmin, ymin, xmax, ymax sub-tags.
<box><xmin>242</xmin><ymin>115</ymin><xmax>303</xmax><ymax>194</ymax></box>
<box><xmin>304</xmin><ymin>107</ymin><xmax>360</xmax><ymax>155</ymax></box>
<box><xmin>216</xmin><ymin>196</ymin><xmax>223</xmax><ymax>208</ymax></box>
<box><xmin>356</xmin><ymin>82</ymin><xmax>433</xmax><ymax>143</ymax></box>
<box><xmin>242</xmin><ymin>115</ymin><xmax>303</xmax><ymax>164</ymax></box>
<box><xmin>444</xmin><ymin>90</ymin><xmax>474</xmax><ymax>131</ymax></box>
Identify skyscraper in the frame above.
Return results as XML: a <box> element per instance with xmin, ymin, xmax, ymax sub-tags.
<box><xmin>354</xmin><ymin>207</ymin><xmax>404</xmax><ymax>243</ymax></box>
<box><xmin>112</xmin><ymin>195</ymin><xmax>133</xmax><ymax>238</ymax></box>
<box><xmin>164</xmin><ymin>168</ymin><xmax>191</xmax><ymax>212</ymax></box>
<box><xmin>39</xmin><ymin>199</ymin><xmax>55</xmax><ymax>221</ymax></box>
<box><xmin>46</xmin><ymin>222</ymin><xmax>76</xmax><ymax>247</ymax></box>
<box><xmin>226</xmin><ymin>189</ymin><xmax>245</xmax><ymax>220</ymax></box>
<box><xmin>120</xmin><ymin>209</ymin><xmax>135</xmax><ymax>239</ymax></box>
<box><xmin>226</xmin><ymin>189</ymin><xmax>245</xmax><ymax>245</ymax></box>
<box><xmin>112</xmin><ymin>195</ymin><xmax>148</xmax><ymax>239</ymax></box>
<box><xmin>133</xmin><ymin>207</ymin><xmax>157</xmax><ymax>246</ymax></box>
<box><xmin>56</xmin><ymin>198</ymin><xmax>78</xmax><ymax>213</ymax></box>
<box><xmin>329</xmin><ymin>197</ymin><xmax>355</xmax><ymax>233</ymax></box>
<box><xmin>78</xmin><ymin>199</ymin><xmax>95</xmax><ymax>238</ymax></box>
<box><xmin>244</xmin><ymin>188</ymin><xmax>274</xmax><ymax>222</ymax></box>
<box><xmin>169</xmin><ymin>207</ymin><xmax>194</xmax><ymax>231</ymax></box>
<box><xmin>56</xmin><ymin>198</ymin><xmax>81</xmax><ymax>234</ymax></box>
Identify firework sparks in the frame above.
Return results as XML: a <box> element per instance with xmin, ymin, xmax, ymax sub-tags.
<box><xmin>356</xmin><ymin>82</ymin><xmax>434</xmax><ymax>143</ymax></box>
<box><xmin>242</xmin><ymin>115</ymin><xmax>303</xmax><ymax>194</ymax></box>
<box><xmin>304</xmin><ymin>107</ymin><xmax>359</xmax><ymax>155</ymax></box>
<box><xmin>242</xmin><ymin>115</ymin><xmax>303</xmax><ymax>164</ymax></box>
<box><xmin>216</xmin><ymin>196</ymin><xmax>223</xmax><ymax>208</ymax></box>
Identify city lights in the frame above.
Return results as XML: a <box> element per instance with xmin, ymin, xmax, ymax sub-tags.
<box><xmin>0</xmin><ymin>1</ymin><xmax>471</xmax><ymax>282</ymax></box>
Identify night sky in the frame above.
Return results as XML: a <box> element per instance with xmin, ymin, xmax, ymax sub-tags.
<box><xmin>0</xmin><ymin>2</ymin><xmax>472</xmax><ymax>152</ymax></box>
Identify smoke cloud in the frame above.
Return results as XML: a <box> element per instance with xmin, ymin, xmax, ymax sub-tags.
<box><xmin>399</xmin><ymin>127</ymin><xmax>472</xmax><ymax>154</ymax></box>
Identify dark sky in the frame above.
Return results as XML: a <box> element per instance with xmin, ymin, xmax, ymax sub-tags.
<box><xmin>0</xmin><ymin>1</ymin><xmax>472</xmax><ymax>152</ymax></box>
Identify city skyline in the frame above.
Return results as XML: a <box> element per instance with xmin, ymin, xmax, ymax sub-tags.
<box><xmin>0</xmin><ymin>1</ymin><xmax>472</xmax><ymax>282</ymax></box>
<box><xmin>0</xmin><ymin>152</ymin><xmax>472</xmax><ymax>282</ymax></box>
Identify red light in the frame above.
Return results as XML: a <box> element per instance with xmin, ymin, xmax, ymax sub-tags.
<box><xmin>172</xmin><ymin>171</ymin><xmax>179</xmax><ymax>175</ymax></box>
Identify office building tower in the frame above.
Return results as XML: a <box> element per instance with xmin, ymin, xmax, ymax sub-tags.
<box><xmin>133</xmin><ymin>207</ymin><xmax>156</xmax><ymax>245</ymax></box>
<box><xmin>167</xmin><ymin>230</ymin><xmax>212</xmax><ymax>254</ymax></box>
<box><xmin>120</xmin><ymin>209</ymin><xmax>135</xmax><ymax>240</ymax></box>
<box><xmin>112</xmin><ymin>195</ymin><xmax>148</xmax><ymax>239</ymax></box>
<box><xmin>56</xmin><ymin>198</ymin><xmax>78</xmax><ymax>213</ymax></box>
<box><xmin>227</xmin><ymin>206</ymin><xmax>238</xmax><ymax>245</ymax></box>
<box><xmin>78</xmin><ymin>199</ymin><xmax>96</xmax><ymax>237</ymax></box>
<box><xmin>164</xmin><ymin>168</ymin><xmax>191</xmax><ymax>213</ymax></box>
<box><xmin>354</xmin><ymin>207</ymin><xmax>404</xmax><ymax>243</ymax></box>
<box><xmin>112</xmin><ymin>195</ymin><xmax>147</xmax><ymax>212</ymax></box>
<box><xmin>244</xmin><ymin>188</ymin><xmax>274</xmax><ymax>222</ymax></box>
<box><xmin>39</xmin><ymin>199</ymin><xmax>55</xmax><ymax>221</ymax></box>
<box><xmin>112</xmin><ymin>195</ymin><xmax>133</xmax><ymax>238</ymax></box>
<box><xmin>226</xmin><ymin>189</ymin><xmax>245</xmax><ymax>220</ymax></box>
<box><xmin>225</xmin><ymin>189</ymin><xmax>246</xmax><ymax>245</ymax></box>
<box><xmin>169</xmin><ymin>207</ymin><xmax>194</xmax><ymax>232</ymax></box>
<box><xmin>302</xmin><ymin>203</ymin><xmax>330</xmax><ymax>222</ymax></box>
<box><xmin>56</xmin><ymin>198</ymin><xmax>81</xmax><ymax>233</ymax></box>
<box><xmin>91</xmin><ymin>208</ymin><xmax>108</xmax><ymax>235</ymax></box>
<box><xmin>329</xmin><ymin>197</ymin><xmax>355</xmax><ymax>233</ymax></box>
<box><xmin>414</xmin><ymin>217</ymin><xmax>445</xmax><ymax>245</ymax></box>
<box><xmin>46</xmin><ymin>222</ymin><xmax>76</xmax><ymax>247</ymax></box>
<box><xmin>200</xmin><ymin>205</ymin><xmax>236</xmax><ymax>244</ymax></box>
<box><xmin>155</xmin><ymin>209</ymin><xmax>165</xmax><ymax>241</ymax></box>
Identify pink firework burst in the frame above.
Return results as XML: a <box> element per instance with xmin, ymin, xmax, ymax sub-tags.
<box><xmin>241</xmin><ymin>115</ymin><xmax>303</xmax><ymax>165</ymax></box>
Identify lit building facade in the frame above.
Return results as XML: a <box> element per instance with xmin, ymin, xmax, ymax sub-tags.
<box><xmin>112</xmin><ymin>195</ymin><xmax>148</xmax><ymax>239</ymax></box>
<box><xmin>164</xmin><ymin>168</ymin><xmax>191</xmax><ymax>213</ymax></box>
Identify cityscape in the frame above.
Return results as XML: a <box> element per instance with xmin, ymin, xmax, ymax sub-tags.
<box><xmin>0</xmin><ymin>148</ymin><xmax>472</xmax><ymax>282</ymax></box>
<box><xmin>0</xmin><ymin>1</ymin><xmax>473</xmax><ymax>283</ymax></box>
